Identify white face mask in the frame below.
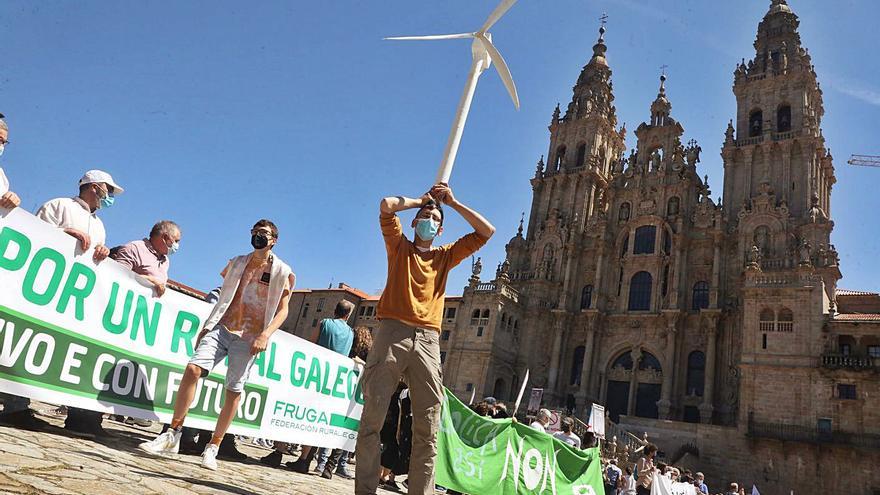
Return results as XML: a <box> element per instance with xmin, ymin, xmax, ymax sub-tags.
<box><xmin>0</xmin><ymin>143</ymin><xmax>5</xmax><ymax>157</ymax></box>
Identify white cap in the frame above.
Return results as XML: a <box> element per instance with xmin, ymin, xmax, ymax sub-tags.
<box><xmin>79</xmin><ymin>169</ymin><xmax>124</xmax><ymax>194</ymax></box>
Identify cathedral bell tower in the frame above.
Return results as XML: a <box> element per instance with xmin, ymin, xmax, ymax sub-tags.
<box><xmin>512</xmin><ymin>23</ymin><xmax>626</xmax><ymax>295</ymax></box>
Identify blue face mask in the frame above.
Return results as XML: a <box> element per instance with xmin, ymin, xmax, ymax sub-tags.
<box><xmin>0</xmin><ymin>144</ymin><xmax>5</xmax><ymax>157</ymax></box>
<box><xmin>168</xmin><ymin>241</ymin><xmax>180</xmax><ymax>255</ymax></box>
<box><xmin>99</xmin><ymin>195</ymin><xmax>115</xmax><ymax>209</ymax></box>
<box><xmin>415</xmin><ymin>218</ymin><xmax>440</xmax><ymax>241</ymax></box>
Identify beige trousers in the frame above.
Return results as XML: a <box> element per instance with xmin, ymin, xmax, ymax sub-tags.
<box><xmin>354</xmin><ymin>319</ymin><xmax>443</xmax><ymax>495</ymax></box>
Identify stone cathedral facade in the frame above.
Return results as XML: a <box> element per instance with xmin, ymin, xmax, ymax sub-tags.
<box><xmin>439</xmin><ymin>2</ymin><xmax>880</xmax><ymax>490</ymax></box>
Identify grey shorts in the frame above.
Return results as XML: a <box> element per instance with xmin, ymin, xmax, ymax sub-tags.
<box><xmin>189</xmin><ymin>324</ymin><xmax>256</xmax><ymax>393</ymax></box>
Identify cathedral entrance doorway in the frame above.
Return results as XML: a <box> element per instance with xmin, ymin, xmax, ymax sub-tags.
<box><xmin>493</xmin><ymin>378</ymin><xmax>507</xmax><ymax>401</ymax></box>
<box><xmin>606</xmin><ymin>381</ymin><xmax>630</xmax><ymax>422</ymax></box>
<box><xmin>604</xmin><ymin>349</ymin><xmax>664</xmax><ymax>421</ymax></box>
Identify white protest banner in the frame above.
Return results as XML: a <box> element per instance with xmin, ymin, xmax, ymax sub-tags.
<box><xmin>651</xmin><ymin>471</ymin><xmax>698</xmax><ymax>495</ymax></box>
<box><xmin>545</xmin><ymin>409</ymin><xmax>562</xmax><ymax>433</ymax></box>
<box><xmin>589</xmin><ymin>403</ymin><xmax>606</xmax><ymax>439</ymax></box>
<box><xmin>526</xmin><ymin>387</ymin><xmax>543</xmax><ymax>413</ymax></box>
<box><xmin>0</xmin><ymin>208</ymin><xmax>363</xmax><ymax>450</ymax></box>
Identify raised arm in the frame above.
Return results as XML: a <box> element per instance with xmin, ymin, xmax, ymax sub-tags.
<box><xmin>432</xmin><ymin>183</ymin><xmax>495</xmax><ymax>239</ymax></box>
<box><xmin>379</xmin><ymin>190</ymin><xmax>434</xmax><ymax>215</ymax></box>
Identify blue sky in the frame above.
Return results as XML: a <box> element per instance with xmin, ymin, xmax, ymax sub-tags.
<box><xmin>2</xmin><ymin>0</ymin><xmax>879</xmax><ymax>295</ymax></box>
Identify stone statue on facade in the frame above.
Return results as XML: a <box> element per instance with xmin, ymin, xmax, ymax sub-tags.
<box><xmin>746</xmin><ymin>244</ymin><xmax>762</xmax><ymax>270</ymax></box>
<box><xmin>651</xmin><ymin>149</ymin><xmax>662</xmax><ymax>172</ymax></box>
<box><xmin>686</xmin><ymin>140</ymin><xmax>702</xmax><ymax>167</ymax></box>
<box><xmin>799</xmin><ymin>239</ymin><xmax>813</xmax><ymax>267</ymax></box>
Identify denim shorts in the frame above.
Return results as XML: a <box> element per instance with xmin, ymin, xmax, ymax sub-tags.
<box><xmin>189</xmin><ymin>324</ymin><xmax>256</xmax><ymax>393</ymax></box>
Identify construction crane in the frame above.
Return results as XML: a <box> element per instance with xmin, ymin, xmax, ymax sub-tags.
<box><xmin>848</xmin><ymin>154</ymin><xmax>880</xmax><ymax>167</ymax></box>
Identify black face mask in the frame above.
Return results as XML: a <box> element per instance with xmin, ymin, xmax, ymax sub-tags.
<box><xmin>251</xmin><ymin>234</ymin><xmax>270</xmax><ymax>250</ymax></box>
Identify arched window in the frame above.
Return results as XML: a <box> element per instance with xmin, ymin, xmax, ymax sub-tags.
<box><xmin>628</xmin><ymin>271</ymin><xmax>653</xmax><ymax>311</ymax></box>
<box><xmin>749</xmin><ymin>110</ymin><xmax>763</xmax><ymax>137</ymax></box>
<box><xmin>555</xmin><ymin>146</ymin><xmax>566</xmax><ymax>171</ymax></box>
<box><xmin>666</xmin><ymin>196</ymin><xmax>680</xmax><ymax>217</ymax></box>
<box><xmin>759</xmin><ymin>308</ymin><xmax>775</xmax><ymax>332</ymax></box>
<box><xmin>580</xmin><ymin>285</ymin><xmax>594</xmax><ymax>310</ymax></box>
<box><xmin>686</xmin><ymin>351</ymin><xmax>706</xmax><ymax>397</ymax></box>
<box><xmin>777</xmin><ymin>104</ymin><xmax>791</xmax><ymax>132</ymax></box>
<box><xmin>570</xmin><ymin>346</ymin><xmax>585</xmax><ymax>385</ymax></box>
<box><xmin>611</xmin><ymin>351</ymin><xmax>634</xmax><ymax>370</ymax></box>
<box><xmin>543</xmin><ymin>244</ymin><xmax>555</xmax><ymax>261</ymax></box>
<box><xmin>777</xmin><ymin>307</ymin><xmax>793</xmax><ymax>332</ymax></box>
<box><xmin>619</xmin><ymin>202</ymin><xmax>631</xmax><ymax>223</ymax></box>
<box><xmin>576</xmin><ymin>143</ymin><xmax>587</xmax><ymax>168</ymax></box>
<box><xmin>753</xmin><ymin>225</ymin><xmax>771</xmax><ymax>254</ymax></box>
<box><xmin>692</xmin><ymin>281</ymin><xmax>710</xmax><ymax>310</ymax></box>
<box><xmin>638</xmin><ymin>352</ymin><xmax>662</xmax><ymax>371</ymax></box>
<box><xmin>470</xmin><ymin>309</ymin><xmax>481</xmax><ymax>325</ymax></box>
<box><xmin>621</xmin><ymin>233</ymin><xmax>630</xmax><ymax>258</ymax></box>
<box><xmin>634</xmin><ymin>226</ymin><xmax>657</xmax><ymax>254</ymax></box>
<box><xmin>662</xmin><ymin>229</ymin><xmax>671</xmax><ymax>255</ymax></box>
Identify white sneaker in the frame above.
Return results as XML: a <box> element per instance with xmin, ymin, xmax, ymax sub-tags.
<box><xmin>201</xmin><ymin>443</ymin><xmax>219</xmax><ymax>471</ymax></box>
<box><xmin>138</xmin><ymin>429</ymin><xmax>181</xmax><ymax>456</ymax></box>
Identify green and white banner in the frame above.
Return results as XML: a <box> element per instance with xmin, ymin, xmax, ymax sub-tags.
<box><xmin>436</xmin><ymin>391</ymin><xmax>604</xmax><ymax>495</ymax></box>
<box><xmin>0</xmin><ymin>208</ymin><xmax>363</xmax><ymax>450</ymax></box>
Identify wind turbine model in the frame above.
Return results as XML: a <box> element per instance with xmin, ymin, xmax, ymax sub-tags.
<box><xmin>386</xmin><ymin>0</ymin><xmax>520</xmax><ymax>184</ymax></box>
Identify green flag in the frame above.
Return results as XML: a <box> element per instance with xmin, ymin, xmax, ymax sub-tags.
<box><xmin>436</xmin><ymin>389</ymin><xmax>604</xmax><ymax>494</ymax></box>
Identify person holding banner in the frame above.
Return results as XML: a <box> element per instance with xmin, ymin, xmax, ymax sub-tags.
<box><xmin>355</xmin><ymin>183</ymin><xmax>494</xmax><ymax>495</ymax></box>
<box><xmin>19</xmin><ymin>169</ymin><xmax>125</xmax><ymax>435</ymax></box>
<box><xmin>139</xmin><ymin>219</ymin><xmax>295</xmax><ymax>472</ymax></box>
<box><xmin>36</xmin><ymin>169</ymin><xmax>123</xmax><ymax>263</ymax></box>
<box><xmin>0</xmin><ymin>113</ymin><xmax>21</xmax><ymax>210</ymax></box>
<box><xmin>0</xmin><ymin>113</ymin><xmax>42</xmax><ymax>432</ymax></box>
<box><xmin>108</xmin><ymin>220</ymin><xmax>182</xmax><ymax>428</ymax></box>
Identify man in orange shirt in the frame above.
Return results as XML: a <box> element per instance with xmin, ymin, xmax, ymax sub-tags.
<box><xmin>355</xmin><ymin>183</ymin><xmax>494</xmax><ymax>495</ymax></box>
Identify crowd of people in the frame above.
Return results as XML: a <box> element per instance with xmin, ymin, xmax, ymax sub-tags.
<box><xmin>0</xmin><ymin>109</ymin><xmax>498</xmax><ymax>495</ymax></box>
<box><xmin>0</xmin><ymin>111</ymin><xmax>750</xmax><ymax>494</ymax></box>
<box><xmin>600</xmin><ymin>443</ymin><xmax>756</xmax><ymax>495</ymax></box>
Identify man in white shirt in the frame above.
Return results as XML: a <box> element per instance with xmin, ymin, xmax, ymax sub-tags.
<box><xmin>0</xmin><ymin>114</ymin><xmax>41</xmax><ymax>431</ymax></box>
<box><xmin>36</xmin><ymin>169</ymin><xmax>124</xmax><ymax>435</ymax></box>
<box><xmin>36</xmin><ymin>169</ymin><xmax>124</xmax><ymax>263</ymax></box>
<box><xmin>530</xmin><ymin>408</ymin><xmax>552</xmax><ymax>433</ymax></box>
<box><xmin>0</xmin><ymin>113</ymin><xmax>21</xmax><ymax>209</ymax></box>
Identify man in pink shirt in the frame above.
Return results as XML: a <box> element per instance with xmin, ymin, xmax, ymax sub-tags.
<box><xmin>106</xmin><ymin>220</ymin><xmax>181</xmax><ymax>428</ymax></box>
<box><xmin>111</xmin><ymin>220</ymin><xmax>181</xmax><ymax>297</ymax></box>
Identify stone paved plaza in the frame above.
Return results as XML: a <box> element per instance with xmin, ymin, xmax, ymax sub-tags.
<box><xmin>0</xmin><ymin>402</ymin><xmax>363</xmax><ymax>495</ymax></box>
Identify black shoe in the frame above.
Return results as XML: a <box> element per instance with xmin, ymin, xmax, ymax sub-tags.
<box><xmin>321</xmin><ymin>467</ymin><xmax>333</xmax><ymax>480</ymax></box>
<box><xmin>260</xmin><ymin>450</ymin><xmax>283</xmax><ymax>467</ymax></box>
<box><xmin>218</xmin><ymin>443</ymin><xmax>248</xmax><ymax>461</ymax></box>
<box><xmin>0</xmin><ymin>410</ymin><xmax>50</xmax><ymax>431</ymax></box>
<box><xmin>286</xmin><ymin>460</ymin><xmax>311</xmax><ymax>474</ymax></box>
<box><xmin>379</xmin><ymin>479</ymin><xmax>399</xmax><ymax>492</ymax></box>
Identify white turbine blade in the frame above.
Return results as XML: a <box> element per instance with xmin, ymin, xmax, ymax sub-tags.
<box><xmin>479</xmin><ymin>0</ymin><xmax>518</xmax><ymax>34</ymax></box>
<box><xmin>384</xmin><ymin>33</ymin><xmax>475</xmax><ymax>41</ymax></box>
<box><xmin>477</xmin><ymin>35</ymin><xmax>519</xmax><ymax>109</ymax></box>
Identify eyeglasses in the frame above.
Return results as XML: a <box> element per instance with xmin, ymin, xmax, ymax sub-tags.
<box><xmin>251</xmin><ymin>229</ymin><xmax>274</xmax><ymax>238</ymax></box>
<box><xmin>0</xmin><ymin>138</ymin><xmax>8</xmax><ymax>146</ymax></box>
